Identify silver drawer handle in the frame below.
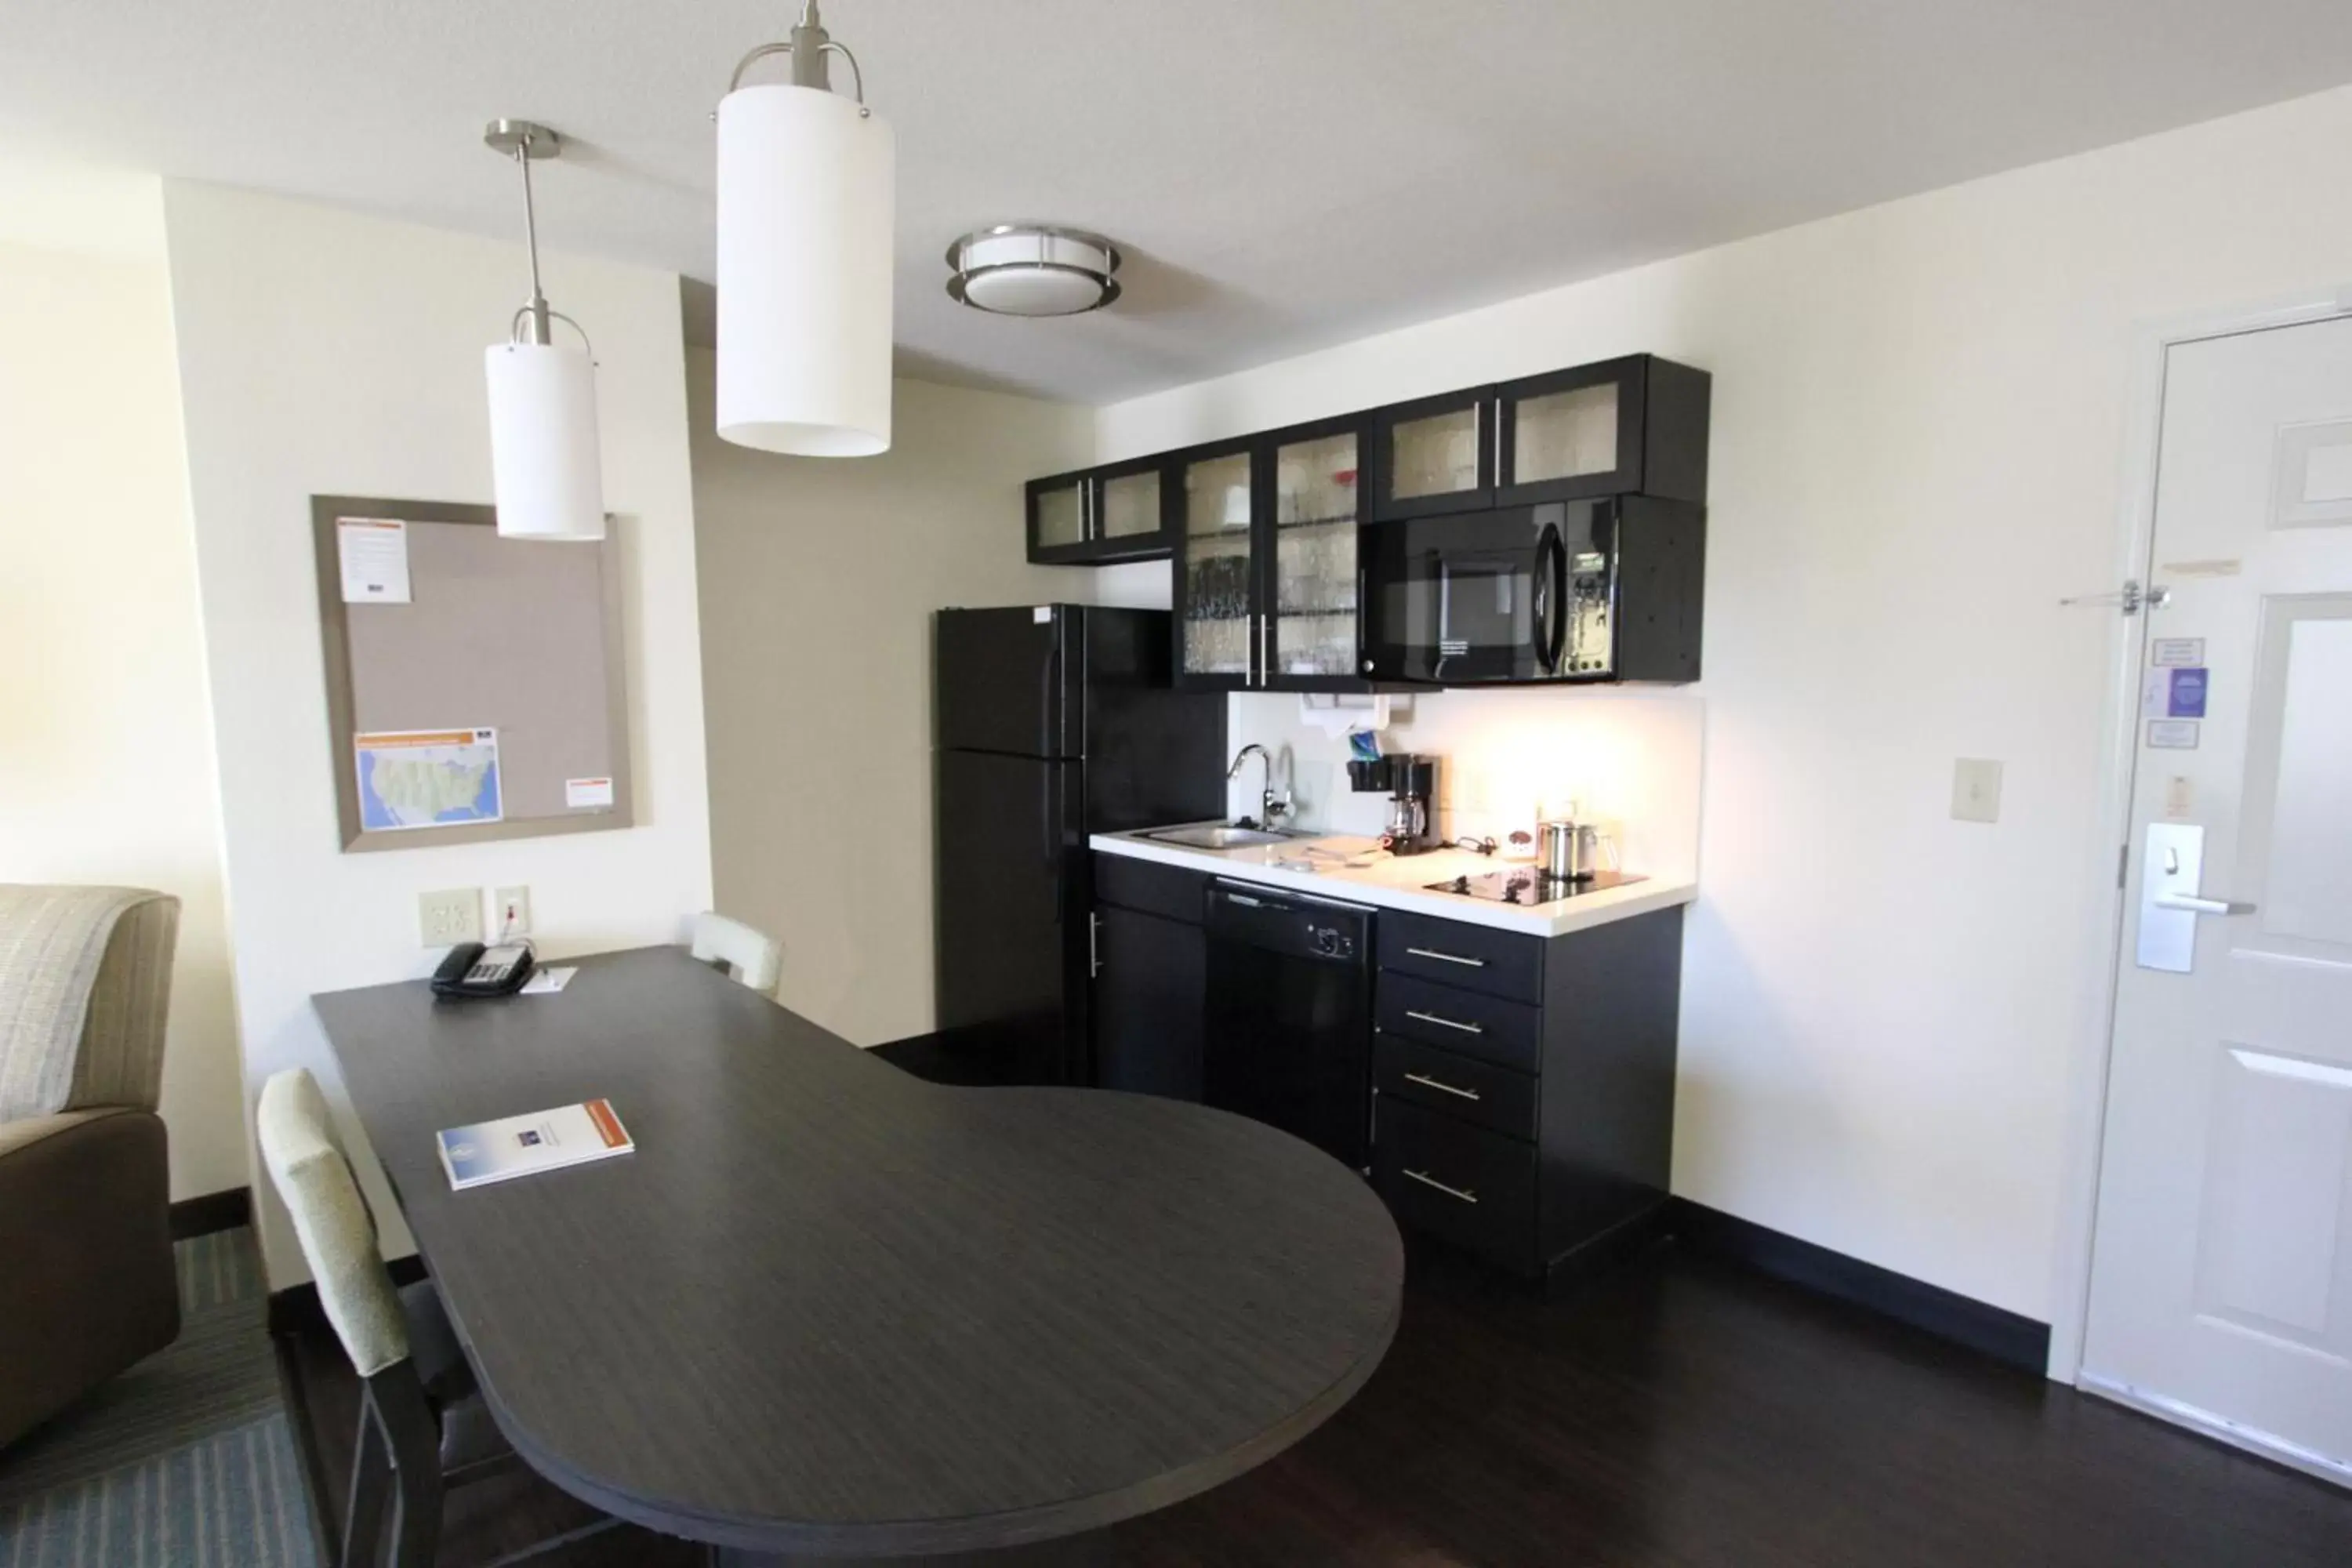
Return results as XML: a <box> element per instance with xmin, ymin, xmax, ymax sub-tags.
<box><xmin>1406</xmin><ymin>946</ymin><xmax>1486</xmax><ymax>968</ymax></box>
<box><xmin>1405</xmin><ymin>1009</ymin><xmax>1484</xmax><ymax>1036</ymax></box>
<box><xmin>1403</xmin><ymin>1071</ymin><xmax>1481</xmax><ymax>1102</ymax></box>
<box><xmin>1402</xmin><ymin>1168</ymin><xmax>1479</xmax><ymax>1204</ymax></box>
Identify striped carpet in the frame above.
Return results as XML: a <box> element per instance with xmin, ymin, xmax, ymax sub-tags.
<box><xmin>0</xmin><ymin>1229</ymin><xmax>320</xmax><ymax>1567</ymax></box>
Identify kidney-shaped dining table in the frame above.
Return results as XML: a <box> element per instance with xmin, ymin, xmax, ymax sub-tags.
<box><xmin>313</xmin><ymin>945</ymin><xmax>1403</xmax><ymax>1563</ymax></box>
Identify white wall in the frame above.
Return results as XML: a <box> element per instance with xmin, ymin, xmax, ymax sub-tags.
<box><xmin>163</xmin><ymin>183</ymin><xmax>713</xmax><ymax>1283</ymax></box>
<box><xmin>1096</xmin><ymin>84</ymin><xmax>2352</xmax><ymax>1323</ymax></box>
<box><xmin>1221</xmin><ymin>690</ymin><xmax>1703</xmax><ymax>887</ymax></box>
<box><xmin>688</xmin><ymin>357</ymin><xmax>1091</xmax><ymax>1045</ymax></box>
<box><xmin>0</xmin><ymin>169</ymin><xmax>245</xmax><ymax>1200</ymax></box>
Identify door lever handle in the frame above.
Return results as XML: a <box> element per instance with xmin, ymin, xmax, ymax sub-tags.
<box><xmin>2153</xmin><ymin>894</ymin><xmax>2256</xmax><ymax>916</ymax></box>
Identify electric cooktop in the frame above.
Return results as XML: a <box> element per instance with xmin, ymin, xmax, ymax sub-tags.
<box><xmin>1425</xmin><ymin>867</ymin><xmax>1647</xmax><ymax>906</ymax></box>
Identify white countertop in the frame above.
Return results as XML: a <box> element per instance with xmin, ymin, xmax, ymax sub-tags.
<box><xmin>1090</xmin><ymin>826</ymin><xmax>1697</xmax><ymax>938</ymax></box>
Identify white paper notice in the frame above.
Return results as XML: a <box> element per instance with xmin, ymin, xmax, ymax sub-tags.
<box><xmin>337</xmin><ymin>517</ymin><xmax>412</xmax><ymax>604</ymax></box>
<box><xmin>520</xmin><ymin>967</ymin><xmax>577</xmax><ymax>995</ymax></box>
<box><xmin>2150</xmin><ymin>637</ymin><xmax>2205</xmax><ymax>669</ymax></box>
<box><xmin>564</xmin><ymin>777</ymin><xmax>615</xmax><ymax>809</ymax></box>
<box><xmin>2147</xmin><ymin>720</ymin><xmax>2201</xmax><ymax>750</ymax></box>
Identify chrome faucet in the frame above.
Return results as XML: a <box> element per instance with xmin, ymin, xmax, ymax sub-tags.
<box><xmin>1228</xmin><ymin>743</ymin><xmax>1292</xmax><ymax>830</ymax></box>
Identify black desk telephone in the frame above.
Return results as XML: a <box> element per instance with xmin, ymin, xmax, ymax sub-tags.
<box><xmin>430</xmin><ymin>942</ymin><xmax>535</xmax><ymax>999</ymax></box>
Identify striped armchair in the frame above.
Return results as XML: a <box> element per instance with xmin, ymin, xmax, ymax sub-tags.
<box><xmin>0</xmin><ymin>885</ymin><xmax>183</xmax><ymax>1449</ymax></box>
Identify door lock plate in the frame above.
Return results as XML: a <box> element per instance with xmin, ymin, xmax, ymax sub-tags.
<box><xmin>2136</xmin><ymin>822</ymin><xmax>2204</xmax><ymax>973</ymax></box>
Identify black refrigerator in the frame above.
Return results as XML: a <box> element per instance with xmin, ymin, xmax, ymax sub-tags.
<box><xmin>934</xmin><ymin>604</ymin><xmax>1227</xmax><ymax>1086</ymax></box>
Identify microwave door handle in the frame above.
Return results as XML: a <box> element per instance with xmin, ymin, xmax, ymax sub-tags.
<box><xmin>1533</xmin><ymin>524</ymin><xmax>1566</xmax><ymax>673</ymax></box>
<box><xmin>1433</xmin><ymin>556</ymin><xmax>1453</xmax><ymax>681</ymax></box>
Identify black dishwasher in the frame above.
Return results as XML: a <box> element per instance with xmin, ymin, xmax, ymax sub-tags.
<box><xmin>1203</xmin><ymin>881</ymin><xmax>1374</xmax><ymax>1168</ymax></box>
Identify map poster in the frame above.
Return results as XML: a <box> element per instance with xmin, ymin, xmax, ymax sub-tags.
<box><xmin>355</xmin><ymin>728</ymin><xmax>503</xmax><ymax>831</ymax></box>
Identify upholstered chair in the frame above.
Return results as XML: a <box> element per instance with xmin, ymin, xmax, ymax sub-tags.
<box><xmin>690</xmin><ymin>910</ymin><xmax>784</xmax><ymax>996</ymax></box>
<box><xmin>256</xmin><ymin>1067</ymin><xmax>611</xmax><ymax>1566</ymax></box>
<box><xmin>0</xmin><ymin>884</ymin><xmax>182</xmax><ymax>1449</ymax></box>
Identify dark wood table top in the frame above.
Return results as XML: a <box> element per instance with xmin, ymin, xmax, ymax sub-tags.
<box><xmin>314</xmin><ymin>946</ymin><xmax>1402</xmax><ymax>1558</ymax></box>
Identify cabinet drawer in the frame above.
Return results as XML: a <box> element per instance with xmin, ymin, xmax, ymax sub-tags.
<box><xmin>1092</xmin><ymin>854</ymin><xmax>1208</xmax><ymax>924</ymax></box>
<box><xmin>1375</xmin><ymin>972</ymin><xmax>1541</xmax><ymax>1073</ymax></box>
<box><xmin>1374</xmin><ymin>1035</ymin><xmax>1536</xmax><ymax>1142</ymax></box>
<box><xmin>1376</xmin><ymin>910</ymin><xmax>1543</xmax><ymax>1003</ymax></box>
<box><xmin>1373</xmin><ymin>1097</ymin><xmax>1537</xmax><ymax>1272</ymax></box>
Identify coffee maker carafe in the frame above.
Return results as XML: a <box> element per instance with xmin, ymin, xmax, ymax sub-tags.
<box><xmin>1348</xmin><ymin>753</ymin><xmax>1439</xmax><ymax>856</ymax></box>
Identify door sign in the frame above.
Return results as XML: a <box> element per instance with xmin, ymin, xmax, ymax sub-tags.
<box><xmin>2142</xmin><ymin>666</ymin><xmax>2209</xmax><ymax>719</ymax></box>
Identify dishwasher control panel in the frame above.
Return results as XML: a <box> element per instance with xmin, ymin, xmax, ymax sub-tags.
<box><xmin>1310</xmin><ymin>924</ymin><xmax>1356</xmax><ymax>960</ymax></box>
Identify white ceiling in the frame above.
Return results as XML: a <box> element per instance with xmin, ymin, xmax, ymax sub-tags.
<box><xmin>9</xmin><ymin>2</ymin><xmax>2352</xmax><ymax>405</ymax></box>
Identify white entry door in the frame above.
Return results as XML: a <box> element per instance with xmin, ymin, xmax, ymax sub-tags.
<box><xmin>2082</xmin><ymin>313</ymin><xmax>2352</xmax><ymax>1482</ymax></box>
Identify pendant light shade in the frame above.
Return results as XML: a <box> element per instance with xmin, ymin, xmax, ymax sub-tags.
<box><xmin>482</xmin><ymin>118</ymin><xmax>606</xmax><ymax>542</ymax></box>
<box><xmin>485</xmin><ymin>339</ymin><xmax>604</xmax><ymax>539</ymax></box>
<box><xmin>715</xmin><ymin>4</ymin><xmax>895</xmax><ymax>456</ymax></box>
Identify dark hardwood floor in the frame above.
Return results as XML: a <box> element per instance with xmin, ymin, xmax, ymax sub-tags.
<box><xmin>278</xmin><ymin>1229</ymin><xmax>2352</xmax><ymax>1567</ymax></box>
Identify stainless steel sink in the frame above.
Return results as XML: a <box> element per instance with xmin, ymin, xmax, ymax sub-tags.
<box><xmin>1141</xmin><ymin>823</ymin><xmax>1306</xmax><ymax>851</ymax></box>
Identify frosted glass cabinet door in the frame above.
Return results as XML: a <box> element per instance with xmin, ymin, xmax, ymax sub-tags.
<box><xmin>1369</xmin><ymin>388</ymin><xmax>1494</xmax><ymax>521</ymax></box>
<box><xmin>1389</xmin><ymin>407</ymin><xmax>1481</xmax><ymax>502</ymax></box>
<box><xmin>1495</xmin><ymin>358</ymin><xmax>1668</xmax><ymax>504</ymax></box>
<box><xmin>1178</xmin><ymin>448</ymin><xmax>1258</xmax><ymax>684</ymax></box>
<box><xmin>1099</xmin><ymin>470</ymin><xmax>1162</xmax><ymax>540</ymax></box>
<box><xmin>1271</xmin><ymin>428</ymin><xmax>1362</xmax><ymax>681</ymax></box>
<box><xmin>1028</xmin><ymin>475</ymin><xmax>1087</xmax><ymax>554</ymax></box>
<box><xmin>1509</xmin><ymin>383</ymin><xmax>1619</xmax><ymax>486</ymax></box>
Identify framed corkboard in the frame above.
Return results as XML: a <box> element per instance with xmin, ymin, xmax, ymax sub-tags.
<box><xmin>312</xmin><ymin>495</ymin><xmax>633</xmax><ymax>852</ymax></box>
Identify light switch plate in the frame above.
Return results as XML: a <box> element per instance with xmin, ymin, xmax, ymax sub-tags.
<box><xmin>494</xmin><ymin>885</ymin><xmax>532</xmax><ymax>939</ymax></box>
<box><xmin>1951</xmin><ymin>758</ymin><xmax>2004</xmax><ymax>824</ymax></box>
<box><xmin>419</xmin><ymin>887</ymin><xmax>484</xmax><ymax>947</ymax></box>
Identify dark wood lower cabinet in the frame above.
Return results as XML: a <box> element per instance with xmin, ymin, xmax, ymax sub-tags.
<box><xmin>1091</xmin><ymin>904</ymin><xmax>1205</xmax><ymax>1102</ymax></box>
<box><xmin>1090</xmin><ymin>851</ymin><xmax>1682</xmax><ymax>1281</ymax></box>
<box><xmin>1374</xmin><ymin>903</ymin><xmax>1684</xmax><ymax>1279</ymax></box>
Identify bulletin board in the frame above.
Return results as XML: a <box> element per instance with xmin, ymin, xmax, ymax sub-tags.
<box><xmin>311</xmin><ymin>495</ymin><xmax>633</xmax><ymax>853</ymax></box>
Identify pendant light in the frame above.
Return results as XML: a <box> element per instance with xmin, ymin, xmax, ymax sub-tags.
<box><xmin>483</xmin><ymin>119</ymin><xmax>606</xmax><ymax>540</ymax></box>
<box><xmin>714</xmin><ymin>2</ymin><xmax>895</xmax><ymax>456</ymax></box>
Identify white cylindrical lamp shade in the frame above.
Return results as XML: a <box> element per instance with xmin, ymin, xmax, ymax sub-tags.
<box><xmin>485</xmin><ymin>339</ymin><xmax>606</xmax><ymax>540</ymax></box>
<box><xmin>715</xmin><ymin>83</ymin><xmax>895</xmax><ymax>456</ymax></box>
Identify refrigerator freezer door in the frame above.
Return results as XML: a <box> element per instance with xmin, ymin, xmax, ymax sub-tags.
<box><xmin>937</xmin><ymin>605</ymin><xmax>1076</xmax><ymax>759</ymax></box>
<box><xmin>934</xmin><ymin>748</ymin><xmax>1084</xmax><ymax>1083</ymax></box>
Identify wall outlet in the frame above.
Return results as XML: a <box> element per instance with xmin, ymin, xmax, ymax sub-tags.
<box><xmin>1951</xmin><ymin>758</ymin><xmax>2004</xmax><ymax>825</ymax></box>
<box><xmin>494</xmin><ymin>885</ymin><xmax>532</xmax><ymax>939</ymax></box>
<box><xmin>419</xmin><ymin>887</ymin><xmax>484</xmax><ymax>947</ymax></box>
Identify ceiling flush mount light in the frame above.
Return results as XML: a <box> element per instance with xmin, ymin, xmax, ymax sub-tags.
<box><xmin>945</xmin><ymin>226</ymin><xmax>1122</xmax><ymax>317</ymax></box>
<box><xmin>715</xmin><ymin>2</ymin><xmax>895</xmax><ymax>457</ymax></box>
<box><xmin>482</xmin><ymin>118</ymin><xmax>605</xmax><ymax>541</ymax></box>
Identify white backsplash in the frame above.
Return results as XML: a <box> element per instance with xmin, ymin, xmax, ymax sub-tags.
<box><xmin>1223</xmin><ymin>686</ymin><xmax>1704</xmax><ymax>884</ymax></box>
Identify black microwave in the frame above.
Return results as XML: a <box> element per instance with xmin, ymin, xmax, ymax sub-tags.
<box><xmin>1359</xmin><ymin>495</ymin><xmax>1704</xmax><ymax>685</ymax></box>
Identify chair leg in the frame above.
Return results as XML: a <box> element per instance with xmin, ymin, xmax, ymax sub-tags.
<box><xmin>341</xmin><ymin>1406</ymin><xmax>389</xmax><ymax>1568</ymax></box>
<box><xmin>365</xmin><ymin>1369</ymin><xmax>445</xmax><ymax>1568</ymax></box>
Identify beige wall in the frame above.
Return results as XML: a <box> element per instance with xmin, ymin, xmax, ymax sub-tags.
<box><xmin>688</xmin><ymin>353</ymin><xmax>1091</xmax><ymax>1045</ymax></box>
<box><xmin>165</xmin><ymin>183</ymin><xmax>714</xmax><ymax>1284</ymax></box>
<box><xmin>0</xmin><ymin>204</ymin><xmax>246</xmax><ymax>1200</ymax></box>
<box><xmin>1097</xmin><ymin>83</ymin><xmax>2352</xmax><ymax>1327</ymax></box>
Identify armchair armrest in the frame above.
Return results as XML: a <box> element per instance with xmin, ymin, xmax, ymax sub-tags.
<box><xmin>0</xmin><ymin>1107</ymin><xmax>179</xmax><ymax>1448</ymax></box>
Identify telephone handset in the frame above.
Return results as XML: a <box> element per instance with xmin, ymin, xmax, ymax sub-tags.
<box><xmin>430</xmin><ymin>942</ymin><xmax>535</xmax><ymax>1000</ymax></box>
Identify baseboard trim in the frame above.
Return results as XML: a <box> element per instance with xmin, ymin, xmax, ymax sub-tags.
<box><xmin>169</xmin><ymin>1185</ymin><xmax>252</xmax><ymax>1240</ymax></box>
<box><xmin>266</xmin><ymin>1254</ymin><xmax>430</xmax><ymax>1338</ymax></box>
<box><xmin>1667</xmin><ymin>1199</ymin><xmax>2052</xmax><ymax>1374</ymax></box>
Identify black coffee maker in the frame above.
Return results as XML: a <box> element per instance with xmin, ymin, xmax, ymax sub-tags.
<box><xmin>1348</xmin><ymin>753</ymin><xmax>1439</xmax><ymax>856</ymax></box>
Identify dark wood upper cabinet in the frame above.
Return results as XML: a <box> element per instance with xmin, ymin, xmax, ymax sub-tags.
<box><xmin>1025</xmin><ymin>353</ymin><xmax>1709</xmax><ymax>687</ymax></box>
<box><xmin>1026</xmin><ymin>452</ymin><xmax>1174</xmax><ymax>565</ymax></box>
<box><xmin>1495</xmin><ymin>355</ymin><xmax>1710</xmax><ymax>508</ymax></box>
<box><xmin>1167</xmin><ymin>415</ymin><xmax>1380</xmax><ymax>693</ymax></box>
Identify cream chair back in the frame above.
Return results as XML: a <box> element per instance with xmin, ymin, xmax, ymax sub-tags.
<box><xmin>690</xmin><ymin>911</ymin><xmax>782</xmax><ymax>996</ymax></box>
<box><xmin>256</xmin><ymin>1067</ymin><xmax>408</xmax><ymax>1377</ymax></box>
